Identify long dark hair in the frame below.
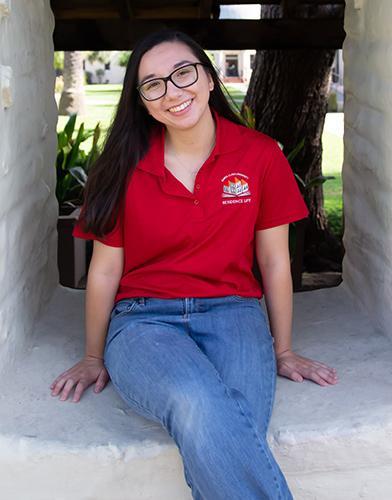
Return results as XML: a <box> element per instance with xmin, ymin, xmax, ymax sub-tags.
<box><xmin>80</xmin><ymin>30</ymin><xmax>244</xmax><ymax>236</ymax></box>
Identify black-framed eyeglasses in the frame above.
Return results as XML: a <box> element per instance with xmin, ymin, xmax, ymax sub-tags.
<box><xmin>137</xmin><ymin>63</ymin><xmax>208</xmax><ymax>101</ymax></box>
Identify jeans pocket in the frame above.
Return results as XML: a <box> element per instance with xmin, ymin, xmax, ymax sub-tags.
<box><xmin>110</xmin><ymin>299</ymin><xmax>140</xmax><ymax>321</ymax></box>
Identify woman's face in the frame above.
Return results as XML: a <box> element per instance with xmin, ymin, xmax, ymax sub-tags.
<box><xmin>137</xmin><ymin>41</ymin><xmax>214</xmax><ymax>131</ymax></box>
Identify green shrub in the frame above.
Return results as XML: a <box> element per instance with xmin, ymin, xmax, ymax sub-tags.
<box><xmin>56</xmin><ymin>114</ymin><xmax>101</xmax><ymax>215</ymax></box>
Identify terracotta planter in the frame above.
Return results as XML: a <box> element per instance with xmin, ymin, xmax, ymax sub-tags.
<box><xmin>57</xmin><ymin>207</ymin><xmax>89</xmax><ymax>288</ymax></box>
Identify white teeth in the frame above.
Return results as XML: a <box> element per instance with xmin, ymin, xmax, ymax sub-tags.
<box><xmin>168</xmin><ymin>100</ymin><xmax>192</xmax><ymax>113</ymax></box>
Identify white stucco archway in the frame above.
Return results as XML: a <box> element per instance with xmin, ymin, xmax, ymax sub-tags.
<box><xmin>1</xmin><ymin>1</ymin><xmax>392</xmax><ymax>498</ymax></box>
<box><xmin>0</xmin><ymin>1</ymin><xmax>58</xmax><ymax>371</ymax></box>
<box><xmin>342</xmin><ymin>0</ymin><xmax>392</xmax><ymax>335</ymax></box>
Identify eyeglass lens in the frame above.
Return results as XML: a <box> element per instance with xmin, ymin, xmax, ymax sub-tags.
<box><xmin>140</xmin><ymin>64</ymin><xmax>198</xmax><ymax>101</ymax></box>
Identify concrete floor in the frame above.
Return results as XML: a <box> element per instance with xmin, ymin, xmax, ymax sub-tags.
<box><xmin>0</xmin><ymin>282</ymin><xmax>391</xmax><ymax>499</ymax></box>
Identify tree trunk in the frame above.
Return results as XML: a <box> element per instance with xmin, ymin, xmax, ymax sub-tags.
<box><xmin>58</xmin><ymin>51</ymin><xmax>86</xmax><ymax>116</ymax></box>
<box><xmin>244</xmin><ymin>4</ymin><xmax>343</xmax><ymax>272</ymax></box>
<box><xmin>245</xmin><ymin>49</ymin><xmax>335</xmax><ymax>226</ymax></box>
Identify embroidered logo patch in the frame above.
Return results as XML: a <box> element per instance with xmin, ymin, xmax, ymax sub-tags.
<box><xmin>221</xmin><ymin>173</ymin><xmax>251</xmax><ymax>205</ymax></box>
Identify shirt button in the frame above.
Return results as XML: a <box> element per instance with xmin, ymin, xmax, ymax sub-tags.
<box><xmin>195</xmin><ymin>184</ymin><xmax>200</xmax><ymax>190</ymax></box>
<box><xmin>194</xmin><ymin>199</ymin><xmax>199</xmax><ymax>205</ymax></box>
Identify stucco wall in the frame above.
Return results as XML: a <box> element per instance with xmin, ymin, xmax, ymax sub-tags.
<box><xmin>342</xmin><ymin>0</ymin><xmax>392</xmax><ymax>338</ymax></box>
<box><xmin>0</xmin><ymin>0</ymin><xmax>58</xmax><ymax>372</ymax></box>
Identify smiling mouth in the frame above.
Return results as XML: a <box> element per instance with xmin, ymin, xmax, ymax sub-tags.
<box><xmin>168</xmin><ymin>99</ymin><xmax>193</xmax><ymax>113</ymax></box>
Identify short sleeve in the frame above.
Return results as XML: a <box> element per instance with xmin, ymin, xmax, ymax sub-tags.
<box><xmin>72</xmin><ymin>205</ymin><xmax>124</xmax><ymax>248</ymax></box>
<box><xmin>255</xmin><ymin>140</ymin><xmax>309</xmax><ymax>231</ymax></box>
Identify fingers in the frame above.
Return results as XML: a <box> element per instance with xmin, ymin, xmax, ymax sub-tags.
<box><xmin>51</xmin><ymin>376</ymin><xmax>89</xmax><ymax>403</ymax></box>
<box><xmin>317</xmin><ymin>366</ymin><xmax>338</xmax><ymax>384</ymax></box>
<box><xmin>307</xmin><ymin>371</ymin><xmax>330</xmax><ymax>387</ymax></box>
<box><xmin>50</xmin><ymin>375</ymin><xmax>70</xmax><ymax>397</ymax></box>
<box><xmin>290</xmin><ymin>371</ymin><xmax>304</xmax><ymax>383</ymax></box>
<box><xmin>50</xmin><ymin>370</ymin><xmax>71</xmax><ymax>391</ymax></box>
<box><xmin>51</xmin><ymin>376</ymin><xmax>87</xmax><ymax>402</ymax></box>
<box><xmin>50</xmin><ymin>360</ymin><xmax>107</xmax><ymax>402</ymax></box>
<box><xmin>59</xmin><ymin>378</ymin><xmax>76</xmax><ymax>401</ymax></box>
<box><xmin>94</xmin><ymin>369</ymin><xmax>109</xmax><ymax>393</ymax></box>
<box><xmin>304</xmin><ymin>364</ymin><xmax>338</xmax><ymax>386</ymax></box>
<box><xmin>287</xmin><ymin>367</ymin><xmax>337</xmax><ymax>386</ymax></box>
<box><xmin>72</xmin><ymin>381</ymin><xmax>87</xmax><ymax>403</ymax></box>
<box><xmin>277</xmin><ymin>353</ymin><xmax>339</xmax><ymax>387</ymax></box>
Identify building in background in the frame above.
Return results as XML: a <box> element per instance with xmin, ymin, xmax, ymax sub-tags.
<box><xmin>209</xmin><ymin>50</ymin><xmax>255</xmax><ymax>83</ymax></box>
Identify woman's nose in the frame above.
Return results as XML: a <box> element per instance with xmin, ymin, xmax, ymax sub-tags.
<box><xmin>165</xmin><ymin>79</ymin><xmax>183</xmax><ymax>99</ymax></box>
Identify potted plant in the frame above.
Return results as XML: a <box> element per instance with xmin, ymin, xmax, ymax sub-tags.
<box><xmin>285</xmin><ymin>138</ymin><xmax>334</xmax><ymax>290</ymax></box>
<box><xmin>56</xmin><ymin>114</ymin><xmax>101</xmax><ymax>287</ymax></box>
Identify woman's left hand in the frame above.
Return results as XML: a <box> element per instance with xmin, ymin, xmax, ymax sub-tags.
<box><xmin>276</xmin><ymin>350</ymin><xmax>338</xmax><ymax>386</ymax></box>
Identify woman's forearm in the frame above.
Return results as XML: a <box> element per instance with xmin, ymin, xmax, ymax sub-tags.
<box><xmin>84</xmin><ymin>271</ymin><xmax>121</xmax><ymax>359</ymax></box>
<box><xmin>261</xmin><ymin>260</ymin><xmax>293</xmax><ymax>357</ymax></box>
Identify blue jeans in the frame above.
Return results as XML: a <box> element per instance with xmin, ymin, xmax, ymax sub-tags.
<box><xmin>104</xmin><ymin>296</ymin><xmax>293</xmax><ymax>500</ymax></box>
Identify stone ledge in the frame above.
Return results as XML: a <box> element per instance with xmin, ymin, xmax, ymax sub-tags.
<box><xmin>269</xmin><ymin>284</ymin><xmax>392</xmax><ymax>499</ymax></box>
<box><xmin>0</xmin><ymin>284</ymin><xmax>391</xmax><ymax>499</ymax></box>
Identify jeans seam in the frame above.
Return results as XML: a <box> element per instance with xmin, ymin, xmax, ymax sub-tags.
<box><xmin>259</xmin><ymin>307</ymin><xmax>277</xmax><ymax>433</ymax></box>
<box><xmin>213</xmin><ymin>363</ymin><xmax>282</xmax><ymax>500</ymax></box>
<box><xmin>230</xmin><ymin>388</ymin><xmax>283</xmax><ymax>499</ymax></box>
<box><xmin>263</xmin><ymin>344</ymin><xmax>277</xmax><ymax>437</ymax></box>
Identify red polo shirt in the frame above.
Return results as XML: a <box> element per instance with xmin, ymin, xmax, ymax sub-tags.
<box><xmin>73</xmin><ymin>112</ymin><xmax>308</xmax><ymax>301</ymax></box>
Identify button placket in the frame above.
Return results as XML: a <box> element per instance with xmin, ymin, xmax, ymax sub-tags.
<box><xmin>193</xmin><ymin>171</ymin><xmax>203</xmax><ymax>206</ymax></box>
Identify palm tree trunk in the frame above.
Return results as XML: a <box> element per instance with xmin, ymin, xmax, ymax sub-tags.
<box><xmin>58</xmin><ymin>51</ymin><xmax>86</xmax><ymax>116</ymax></box>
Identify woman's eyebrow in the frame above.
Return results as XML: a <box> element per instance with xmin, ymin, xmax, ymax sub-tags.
<box><xmin>139</xmin><ymin>60</ymin><xmax>194</xmax><ymax>84</ymax></box>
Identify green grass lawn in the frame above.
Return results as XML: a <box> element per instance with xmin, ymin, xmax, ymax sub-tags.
<box><xmin>323</xmin><ymin>172</ymin><xmax>343</xmax><ymax>237</ymax></box>
<box><xmin>321</xmin><ymin>121</ymin><xmax>343</xmax><ymax>237</ymax></box>
<box><xmin>57</xmin><ymin>84</ymin><xmax>343</xmax><ymax>236</ymax></box>
<box><xmin>224</xmin><ymin>84</ymin><xmax>246</xmax><ymax>111</ymax></box>
<box><xmin>57</xmin><ymin>84</ymin><xmax>122</xmax><ymax>135</ymax></box>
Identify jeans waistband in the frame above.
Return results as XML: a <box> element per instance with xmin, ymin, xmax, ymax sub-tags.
<box><xmin>122</xmin><ymin>295</ymin><xmax>260</xmax><ymax>305</ymax></box>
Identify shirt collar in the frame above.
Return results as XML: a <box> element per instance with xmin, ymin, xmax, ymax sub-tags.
<box><xmin>136</xmin><ymin>109</ymin><xmax>246</xmax><ymax>177</ymax></box>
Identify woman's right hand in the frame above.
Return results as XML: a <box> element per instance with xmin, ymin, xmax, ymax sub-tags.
<box><xmin>50</xmin><ymin>356</ymin><xmax>110</xmax><ymax>403</ymax></box>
